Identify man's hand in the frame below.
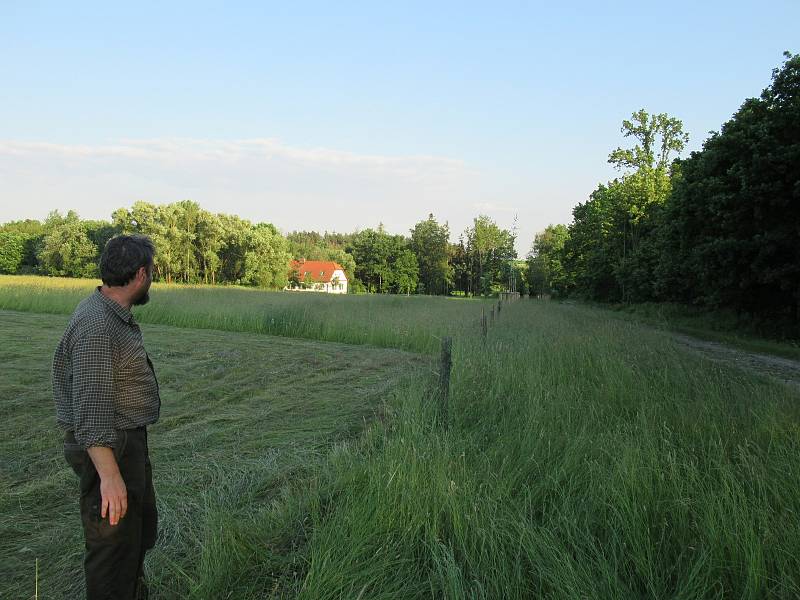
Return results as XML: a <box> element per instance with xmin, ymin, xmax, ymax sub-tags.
<box><xmin>87</xmin><ymin>446</ymin><xmax>128</xmax><ymax>526</ymax></box>
<box><xmin>99</xmin><ymin>472</ymin><xmax>128</xmax><ymax>525</ymax></box>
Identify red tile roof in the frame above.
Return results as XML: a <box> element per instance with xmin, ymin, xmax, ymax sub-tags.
<box><xmin>289</xmin><ymin>260</ymin><xmax>347</xmax><ymax>283</ymax></box>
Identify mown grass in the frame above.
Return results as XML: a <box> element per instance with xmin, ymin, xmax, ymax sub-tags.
<box><xmin>0</xmin><ymin>275</ymin><xmax>492</xmax><ymax>354</ymax></box>
<box><xmin>3</xmin><ymin>276</ymin><xmax>800</xmax><ymax>598</ymax></box>
<box><xmin>0</xmin><ymin>310</ymin><xmax>424</xmax><ymax>599</ymax></box>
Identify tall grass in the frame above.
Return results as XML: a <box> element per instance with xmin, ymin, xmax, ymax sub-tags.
<box><xmin>292</xmin><ymin>301</ymin><xmax>800</xmax><ymax>598</ymax></box>
<box><xmin>0</xmin><ymin>275</ymin><xmax>492</xmax><ymax>353</ymax></box>
<box><xmin>4</xmin><ymin>275</ymin><xmax>799</xmax><ymax>597</ymax></box>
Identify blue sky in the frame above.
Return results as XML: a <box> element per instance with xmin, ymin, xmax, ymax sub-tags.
<box><xmin>1</xmin><ymin>0</ymin><xmax>798</xmax><ymax>252</ymax></box>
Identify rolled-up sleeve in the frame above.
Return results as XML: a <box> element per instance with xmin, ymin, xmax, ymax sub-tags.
<box><xmin>72</xmin><ymin>334</ymin><xmax>118</xmax><ymax>448</ymax></box>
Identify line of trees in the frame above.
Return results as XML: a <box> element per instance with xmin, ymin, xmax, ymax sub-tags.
<box><xmin>528</xmin><ymin>52</ymin><xmax>800</xmax><ymax>330</ymax></box>
<box><xmin>0</xmin><ymin>203</ymin><xmax>520</xmax><ymax>296</ymax></box>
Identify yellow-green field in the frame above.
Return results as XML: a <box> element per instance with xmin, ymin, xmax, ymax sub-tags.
<box><xmin>0</xmin><ymin>275</ymin><xmax>493</xmax><ymax>353</ymax></box>
<box><xmin>2</xmin><ymin>276</ymin><xmax>800</xmax><ymax>599</ymax></box>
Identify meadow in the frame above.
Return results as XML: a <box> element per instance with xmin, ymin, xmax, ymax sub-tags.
<box><xmin>0</xmin><ymin>309</ymin><xmax>425</xmax><ymax>598</ymax></box>
<box><xmin>2</xmin><ymin>276</ymin><xmax>800</xmax><ymax>599</ymax></box>
<box><xmin>0</xmin><ymin>275</ymin><xmax>490</xmax><ymax>354</ymax></box>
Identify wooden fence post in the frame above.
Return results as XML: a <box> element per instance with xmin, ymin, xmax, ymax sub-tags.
<box><xmin>481</xmin><ymin>307</ymin><xmax>487</xmax><ymax>340</ymax></box>
<box><xmin>439</xmin><ymin>336</ymin><xmax>452</xmax><ymax>424</ymax></box>
<box><xmin>490</xmin><ymin>306</ymin><xmax>495</xmax><ymax>325</ymax></box>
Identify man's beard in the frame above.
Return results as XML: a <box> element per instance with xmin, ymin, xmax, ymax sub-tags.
<box><xmin>132</xmin><ymin>289</ymin><xmax>150</xmax><ymax>306</ymax></box>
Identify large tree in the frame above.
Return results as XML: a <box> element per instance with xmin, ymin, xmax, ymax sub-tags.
<box><xmin>527</xmin><ymin>224</ymin><xmax>569</xmax><ymax>296</ymax></box>
<box><xmin>464</xmin><ymin>215</ymin><xmax>516</xmax><ymax>296</ymax></box>
<box><xmin>392</xmin><ymin>249</ymin><xmax>420</xmax><ymax>295</ymax></box>
<box><xmin>217</xmin><ymin>213</ymin><xmax>252</xmax><ymax>284</ymax></box>
<box><xmin>450</xmin><ymin>237</ymin><xmax>471</xmax><ymax>296</ymax></box>
<box><xmin>37</xmin><ymin>211</ymin><xmax>99</xmax><ymax>278</ymax></box>
<box><xmin>608</xmin><ymin>109</ymin><xmax>687</xmax><ymax>258</ymax></box>
<box><xmin>242</xmin><ymin>223</ymin><xmax>292</xmax><ymax>289</ymax></box>
<box><xmin>656</xmin><ymin>52</ymin><xmax>800</xmax><ymax>324</ymax></box>
<box><xmin>560</xmin><ymin>109</ymin><xmax>688</xmax><ymax>302</ymax></box>
<box><xmin>410</xmin><ymin>214</ymin><xmax>453</xmax><ymax>295</ymax></box>
<box><xmin>0</xmin><ymin>232</ymin><xmax>27</xmax><ymax>274</ymax></box>
<box><xmin>0</xmin><ymin>219</ymin><xmax>46</xmax><ymax>272</ymax></box>
<box><xmin>350</xmin><ymin>226</ymin><xmax>403</xmax><ymax>293</ymax></box>
<box><xmin>194</xmin><ymin>209</ymin><xmax>224</xmax><ymax>284</ymax></box>
<box><xmin>113</xmin><ymin>201</ymin><xmax>173</xmax><ymax>281</ymax></box>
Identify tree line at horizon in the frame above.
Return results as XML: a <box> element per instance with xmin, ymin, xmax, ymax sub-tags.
<box><xmin>3</xmin><ymin>53</ymin><xmax>796</xmax><ymax>312</ymax></box>
<box><xmin>0</xmin><ymin>203</ymin><xmax>521</xmax><ymax>297</ymax></box>
<box><xmin>527</xmin><ymin>52</ymin><xmax>799</xmax><ymax>332</ymax></box>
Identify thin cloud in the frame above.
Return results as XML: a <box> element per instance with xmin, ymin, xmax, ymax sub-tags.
<box><xmin>0</xmin><ymin>138</ymin><xmax>468</xmax><ymax>178</ymax></box>
<box><xmin>0</xmin><ymin>137</ymin><xmax>483</xmax><ymax>239</ymax></box>
<box><xmin>0</xmin><ymin>138</ymin><xmax>544</xmax><ymax>254</ymax></box>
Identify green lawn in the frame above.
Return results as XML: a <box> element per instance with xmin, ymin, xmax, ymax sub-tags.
<box><xmin>0</xmin><ymin>309</ymin><xmax>425</xmax><ymax>599</ymax></box>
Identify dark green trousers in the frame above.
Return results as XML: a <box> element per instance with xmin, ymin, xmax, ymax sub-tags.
<box><xmin>64</xmin><ymin>427</ymin><xmax>158</xmax><ymax>600</ymax></box>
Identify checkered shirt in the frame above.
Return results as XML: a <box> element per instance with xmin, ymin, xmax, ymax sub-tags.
<box><xmin>52</xmin><ymin>287</ymin><xmax>161</xmax><ymax>448</ymax></box>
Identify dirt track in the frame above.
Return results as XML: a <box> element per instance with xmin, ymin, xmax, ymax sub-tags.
<box><xmin>674</xmin><ymin>334</ymin><xmax>800</xmax><ymax>390</ymax></box>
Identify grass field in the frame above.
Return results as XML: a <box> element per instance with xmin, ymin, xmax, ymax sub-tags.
<box><xmin>2</xmin><ymin>276</ymin><xmax>800</xmax><ymax>599</ymax></box>
<box><xmin>0</xmin><ymin>275</ymin><xmax>492</xmax><ymax>354</ymax></box>
<box><xmin>0</xmin><ymin>309</ymin><xmax>425</xmax><ymax>599</ymax></box>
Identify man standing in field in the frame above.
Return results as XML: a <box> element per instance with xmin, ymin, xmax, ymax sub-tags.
<box><xmin>52</xmin><ymin>235</ymin><xmax>160</xmax><ymax>600</ymax></box>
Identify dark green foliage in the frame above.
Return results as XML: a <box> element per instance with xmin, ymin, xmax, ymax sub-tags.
<box><xmin>658</xmin><ymin>52</ymin><xmax>800</xmax><ymax>328</ymax></box>
<box><xmin>450</xmin><ymin>237</ymin><xmax>470</xmax><ymax>295</ymax></box>
<box><xmin>4</xmin><ymin>200</ymin><xmax>521</xmax><ymax>297</ymax></box>
<box><xmin>410</xmin><ymin>214</ymin><xmax>453</xmax><ymax>295</ymax></box>
<box><xmin>242</xmin><ymin>223</ymin><xmax>292</xmax><ymax>289</ymax></box>
<box><xmin>83</xmin><ymin>220</ymin><xmax>121</xmax><ymax>253</ymax></box>
<box><xmin>511</xmin><ymin>259</ymin><xmax>529</xmax><ymax>295</ymax></box>
<box><xmin>349</xmin><ymin>226</ymin><xmax>411</xmax><ymax>293</ymax></box>
<box><xmin>392</xmin><ymin>249</ymin><xmax>420</xmax><ymax>295</ymax></box>
<box><xmin>0</xmin><ymin>232</ymin><xmax>26</xmax><ymax>273</ymax></box>
<box><xmin>560</xmin><ymin>108</ymin><xmax>684</xmax><ymax>302</ymax></box>
<box><xmin>527</xmin><ymin>224</ymin><xmax>568</xmax><ymax>296</ymax></box>
<box><xmin>561</xmin><ymin>184</ymin><xmax>625</xmax><ymax>300</ymax></box>
<box><xmin>112</xmin><ymin>201</ymin><xmax>291</xmax><ymax>288</ymax></box>
<box><xmin>37</xmin><ymin>211</ymin><xmax>99</xmax><ymax>278</ymax></box>
<box><xmin>462</xmin><ymin>215</ymin><xmax>517</xmax><ymax>296</ymax></box>
<box><xmin>0</xmin><ymin>219</ymin><xmax>45</xmax><ymax>272</ymax></box>
<box><xmin>549</xmin><ymin>53</ymin><xmax>799</xmax><ymax>335</ymax></box>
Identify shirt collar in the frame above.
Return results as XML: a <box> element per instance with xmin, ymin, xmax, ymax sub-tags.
<box><xmin>94</xmin><ymin>287</ymin><xmax>136</xmax><ymax>325</ymax></box>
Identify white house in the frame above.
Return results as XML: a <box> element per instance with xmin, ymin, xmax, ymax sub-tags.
<box><xmin>286</xmin><ymin>259</ymin><xmax>348</xmax><ymax>294</ymax></box>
